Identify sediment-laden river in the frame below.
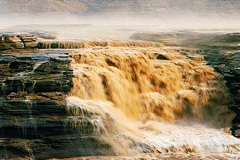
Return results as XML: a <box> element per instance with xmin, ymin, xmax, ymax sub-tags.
<box><xmin>0</xmin><ymin>30</ymin><xmax>239</xmax><ymax>159</ymax></box>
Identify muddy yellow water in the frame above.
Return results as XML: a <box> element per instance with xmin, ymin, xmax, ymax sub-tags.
<box><xmin>65</xmin><ymin>44</ymin><xmax>240</xmax><ymax>159</ymax></box>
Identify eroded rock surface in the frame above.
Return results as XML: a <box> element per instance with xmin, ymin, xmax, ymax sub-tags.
<box><xmin>0</xmin><ymin>50</ymin><xmax>113</xmax><ymax>159</ymax></box>
<box><xmin>204</xmin><ymin>50</ymin><xmax>240</xmax><ymax>137</ymax></box>
<box><xmin>0</xmin><ymin>34</ymin><xmax>38</xmax><ymax>50</ymax></box>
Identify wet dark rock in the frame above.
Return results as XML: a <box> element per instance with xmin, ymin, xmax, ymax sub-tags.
<box><xmin>195</xmin><ymin>50</ymin><xmax>240</xmax><ymax>137</ymax></box>
<box><xmin>0</xmin><ymin>50</ymin><xmax>113</xmax><ymax>159</ymax></box>
<box><xmin>198</xmin><ymin>51</ymin><xmax>240</xmax><ymax>138</ymax></box>
<box><xmin>0</xmin><ymin>51</ymin><xmax>74</xmax><ymax>96</ymax></box>
<box><xmin>233</xmin><ymin>68</ymin><xmax>240</xmax><ymax>75</ymax></box>
<box><xmin>0</xmin><ymin>97</ymin><xmax>113</xmax><ymax>158</ymax></box>
<box><xmin>154</xmin><ymin>53</ymin><xmax>169</xmax><ymax>60</ymax></box>
<box><xmin>231</xmin><ymin>114</ymin><xmax>240</xmax><ymax>137</ymax></box>
<box><xmin>39</xmin><ymin>92</ymin><xmax>65</xmax><ymax>100</ymax></box>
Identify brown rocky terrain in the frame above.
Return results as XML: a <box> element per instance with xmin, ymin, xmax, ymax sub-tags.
<box><xmin>0</xmin><ymin>0</ymin><xmax>239</xmax><ymax>16</ymax></box>
<box><xmin>0</xmin><ymin>0</ymin><xmax>88</xmax><ymax>14</ymax></box>
<box><xmin>0</xmin><ymin>33</ymin><xmax>38</xmax><ymax>50</ymax></box>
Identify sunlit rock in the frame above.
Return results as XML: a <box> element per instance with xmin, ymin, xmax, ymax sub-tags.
<box><xmin>0</xmin><ymin>34</ymin><xmax>38</xmax><ymax>50</ymax></box>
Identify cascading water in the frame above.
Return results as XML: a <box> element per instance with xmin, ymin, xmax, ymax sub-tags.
<box><xmin>66</xmin><ymin>46</ymin><xmax>240</xmax><ymax>158</ymax></box>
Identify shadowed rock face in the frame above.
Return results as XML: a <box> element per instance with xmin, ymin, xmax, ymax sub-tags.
<box><xmin>0</xmin><ymin>50</ymin><xmax>113</xmax><ymax>159</ymax></box>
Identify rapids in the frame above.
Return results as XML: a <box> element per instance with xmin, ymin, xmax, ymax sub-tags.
<box><xmin>66</xmin><ymin>46</ymin><xmax>240</xmax><ymax>158</ymax></box>
<box><xmin>37</xmin><ymin>40</ymin><xmax>163</xmax><ymax>49</ymax></box>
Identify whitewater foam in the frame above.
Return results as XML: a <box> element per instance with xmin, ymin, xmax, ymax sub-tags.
<box><xmin>65</xmin><ymin>45</ymin><xmax>239</xmax><ymax>158</ymax></box>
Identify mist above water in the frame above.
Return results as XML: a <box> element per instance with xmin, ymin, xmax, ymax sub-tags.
<box><xmin>1</xmin><ymin>12</ymin><xmax>240</xmax><ymax>29</ymax></box>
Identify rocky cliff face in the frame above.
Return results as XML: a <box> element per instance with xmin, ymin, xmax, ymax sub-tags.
<box><xmin>0</xmin><ymin>49</ymin><xmax>113</xmax><ymax>159</ymax></box>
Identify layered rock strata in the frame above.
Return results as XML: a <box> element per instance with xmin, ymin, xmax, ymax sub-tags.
<box><xmin>0</xmin><ymin>50</ymin><xmax>112</xmax><ymax>159</ymax></box>
<box><xmin>0</xmin><ymin>34</ymin><xmax>38</xmax><ymax>50</ymax></box>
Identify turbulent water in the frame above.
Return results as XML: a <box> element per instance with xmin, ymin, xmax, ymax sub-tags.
<box><xmin>65</xmin><ymin>45</ymin><xmax>240</xmax><ymax>158</ymax></box>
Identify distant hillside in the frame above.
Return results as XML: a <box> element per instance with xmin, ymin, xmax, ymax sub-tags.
<box><xmin>0</xmin><ymin>0</ymin><xmax>240</xmax><ymax>16</ymax></box>
<box><xmin>0</xmin><ymin>0</ymin><xmax>88</xmax><ymax>14</ymax></box>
